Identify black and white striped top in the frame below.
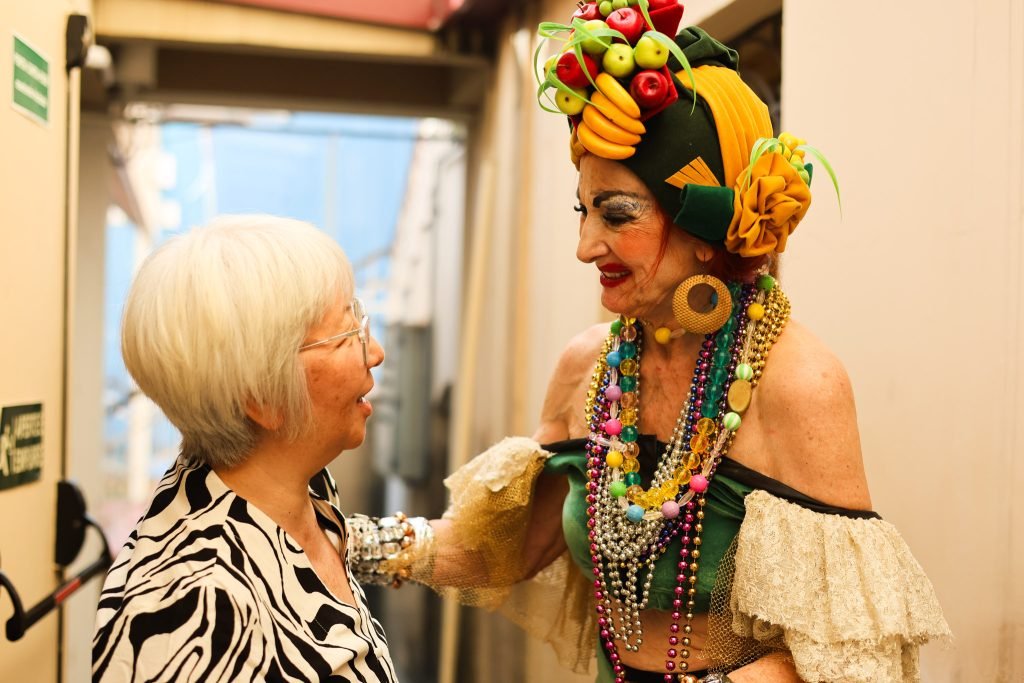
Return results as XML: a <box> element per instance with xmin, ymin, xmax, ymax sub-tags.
<box><xmin>92</xmin><ymin>458</ymin><xmax>397</xmax><ymax>682</ymax></box>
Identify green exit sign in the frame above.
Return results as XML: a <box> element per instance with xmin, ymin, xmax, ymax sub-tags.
<box><xmin>12</xmin><ymin>35</ymin><xmax>49</xmax><ymax>125</ymax></box>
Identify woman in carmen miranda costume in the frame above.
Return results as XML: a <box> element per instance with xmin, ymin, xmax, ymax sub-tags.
<box><xmin>348</xmin><ymin>2</ymin><xmax>950</xmax><ymax>681</ymax></box>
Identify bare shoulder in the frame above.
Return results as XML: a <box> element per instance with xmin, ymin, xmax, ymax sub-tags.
<box><xmin>752</xmin><ymin>318</ymin><xmax>872</xmax><ymax>509</ymax></box>
<box><xmin>532</xmin><ymin>323</ymin><xmax>611</xmax><ymax>443</ymax></box>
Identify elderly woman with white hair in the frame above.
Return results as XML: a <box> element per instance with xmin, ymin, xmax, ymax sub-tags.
<box><xmin>91</xmin><ymin>215</ymin><xmax>408</xmax><ymax>682</ymax></box>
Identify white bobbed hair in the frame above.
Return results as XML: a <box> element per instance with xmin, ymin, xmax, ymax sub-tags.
<box><xmin>121</xmin><ymin>215</ymin><xmax>354</xmax><ymax>468</ymax></box>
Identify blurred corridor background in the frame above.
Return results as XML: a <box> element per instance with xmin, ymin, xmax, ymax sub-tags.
<box><xmin>1</xmin><ymin>0</ymin><xmax>1022</xmax><ymax>681</ymax></box>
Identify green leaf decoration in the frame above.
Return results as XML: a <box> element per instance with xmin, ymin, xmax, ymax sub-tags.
<box><xmin>636</xmin><ymin>0</ymin><xmax>655</xmax><ymax>31</ymax></box>
<box><xmin>537</xmin><ymin>21</ymin><xmax>572</xmax><ymax>39</ymax></box>
<box><xmin>535</xmin><ymin>76</ymin><xmax>560</xmax><ymax>113</ymax></box>
<box><xmin>532</xmin><ymin>39</ymin><xmax>550</xmax><ymax>88</ymax></box>
<box><xmin>644</xmin><ymin>30</ymin><xmax>696</xmax><ymax>113</ymax></box>
<box><xmin>740</xmin><ymin>136</ymin><xmax>781</xmax><ymax>190</ymax></box>
<box><xmin>534</xmin><ymin>23</ymin><xmax>571</xmax><ymax>90</ymax></box>
<box><xmin>795</xmin><ymin>144</ymin><xmax>842</xmax><ymax>214</ymax></box>
<box><xmin>573</xmin><ymin>43</ymin><xmax>600</xmax><ymax>91</ymax></box>
<box><xmin>550</xmin><ymin>74</ymin><xmax>593</xmax><ymax>103</ymax></box>
<box><xmin>535</xmin><ymin>65</ymin><xmax>596</xmax><ymax>115</ymax></box>
<box><xmin>534</xmin><ymin>21</ymin><xmax>579</xmax><ymax>110</ymax></box>
<box><xmin>570</xmin><ymin>17</ymin><xmax>627</xmax><ymax>51</ymax></box>
<box><xmin>737</xmin><ymin>137</ymin><xmax>843</xmax><ymax>216</ymax></box>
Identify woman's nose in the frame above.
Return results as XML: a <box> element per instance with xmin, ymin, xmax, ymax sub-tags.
<box><xmin>576</xmin><ymin>219</ymin><xmax>608</xmax><ymax>264</ymax></box>
<box><xmin>367</xmin><ymin>335</ymin><xmax>385</xmax><ymax>368</ymax></box>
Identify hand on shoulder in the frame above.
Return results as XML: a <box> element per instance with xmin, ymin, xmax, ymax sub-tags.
<box><xmin>754</xmin><ymin>319</ymin><xmax>872</xmax><ymax>510</ymax></box>
<box><xmin>532</xmin><ymin>322</ymin><xmax>611</xmax><ymax>444</ymax></box>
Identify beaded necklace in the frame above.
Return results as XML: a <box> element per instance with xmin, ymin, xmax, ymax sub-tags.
<box><xmin>584</xmin><ymin>275</ymin><xmax>790</xmax><ymax>682</ymax></box>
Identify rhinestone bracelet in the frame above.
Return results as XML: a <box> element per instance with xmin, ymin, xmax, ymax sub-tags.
<box><xmin>347</xmin><ymin>512</ymin><xmax>434</xmax><ymax>588</ymax></box>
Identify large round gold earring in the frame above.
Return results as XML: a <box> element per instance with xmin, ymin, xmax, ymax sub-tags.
<box><xmin>672</xmin><ymin>275</ymin><xmax>732</xmax><ymax>334</ymax></box>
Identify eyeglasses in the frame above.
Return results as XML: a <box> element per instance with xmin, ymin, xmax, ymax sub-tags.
<box><xmin>299</xmin><ymin>297</ymin><xmax>370</xmax><ymax>367</ymax></box>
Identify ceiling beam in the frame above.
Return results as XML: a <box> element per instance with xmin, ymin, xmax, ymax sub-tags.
<box><xmin>94</xmin><ymin>0</ymin><xmax>442</xmax><ymax>60</ymax></box>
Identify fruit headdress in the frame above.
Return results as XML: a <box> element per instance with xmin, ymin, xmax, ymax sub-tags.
<box><xmin>536</xmin><ymin>1</ymin><xmax>839</xmax><ymax>257</ymax></box>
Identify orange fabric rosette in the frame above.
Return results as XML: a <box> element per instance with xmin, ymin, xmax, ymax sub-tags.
<box><xmin>726</xmin><ymin>152</ymin><xmax>812</xmax><ymax>257</ymax></box>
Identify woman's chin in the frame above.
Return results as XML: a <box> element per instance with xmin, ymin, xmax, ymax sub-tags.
<box><xmin>600</xmin><ymin>292</ymin><xmax>643</xmax><ymax>319</ymax></box>
<box><xmin>600</xmin><ymin>290</ymin><xmax>625</xmax><ymax>314</ymax></box>
<box><xmin>335</xmin><ymin>427</ymin><xmax>368</xmax><ymax>454</ymax></box>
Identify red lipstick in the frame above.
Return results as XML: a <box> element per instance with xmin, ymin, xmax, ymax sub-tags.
<box><xmin>598</xmin><ymin>263</ymin><xmax>631</xmax><ymax>288</ymax></box>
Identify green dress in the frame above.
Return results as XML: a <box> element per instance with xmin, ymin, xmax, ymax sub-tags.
<box><xmin>544</xmin><ymin>434</ymin><xmax>880</xmax><ymax>682</ymax></box>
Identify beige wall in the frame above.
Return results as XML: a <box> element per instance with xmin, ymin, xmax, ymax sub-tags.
<box><xmin>0</xmin><ymin>1</ymin><xmax>89</xmax><ymax>682</ymax></box>
<box><xmin>779</xmin><ymin>1</ymin><xmax>1023</xmax><ymax>679</ymax></box>
<box><xmin>62</xmin><ymin>113</ymin><xmax>115</xmax><ymax>683</ymax></box>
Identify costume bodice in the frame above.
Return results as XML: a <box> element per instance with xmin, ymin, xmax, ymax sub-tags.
<box><xmin>544</xmin><ymin>434</ymin><xmax>881</xmax><ymax>613</ymax></box>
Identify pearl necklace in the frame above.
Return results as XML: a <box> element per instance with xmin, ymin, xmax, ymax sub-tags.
<box><xmin>585</xmin><ymin>275</ymin><xmax>789</xmax><ymax>682</ymax></box>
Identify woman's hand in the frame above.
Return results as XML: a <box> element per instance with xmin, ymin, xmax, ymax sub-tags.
<box><xmin>725</xmin><ymin>652</ymin><xmax>801</xmax><ymax>682</ymax></box>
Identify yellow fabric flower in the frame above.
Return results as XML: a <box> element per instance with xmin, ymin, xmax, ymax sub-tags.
<box><xmin>725</xmin><ymin>152</ymin><xmax>811</xmax><ymax>256</ymax></box>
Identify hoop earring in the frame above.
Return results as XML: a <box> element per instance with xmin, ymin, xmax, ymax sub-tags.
<box><xmin>672</xmin><ymin>274</ymin><xmax>732</xmax><ymax>334</ymax></box>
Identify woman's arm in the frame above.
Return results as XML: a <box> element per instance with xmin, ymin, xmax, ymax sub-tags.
<box><xmin>421</xmin><ymin>324</ymin><xmax>609</xmax><ymax>587</ymax></box>
<box><xmin>754</xmin><ymin>319</ymin><xmax>872</xmax><ymax>509</ymax></box>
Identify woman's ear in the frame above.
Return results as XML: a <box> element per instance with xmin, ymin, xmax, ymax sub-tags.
<box><xmin>245</xmin><ymin>401</ymin><xmax>284</xmax><ymax>431</ymax></box>
<box><xmin>694</xmin><ymin>243</ymin><xmax>715</xmax><ymax>264</ymax></box>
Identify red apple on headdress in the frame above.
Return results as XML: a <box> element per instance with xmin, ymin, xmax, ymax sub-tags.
<box><xmin>634</xmin><ymin>65</ymin><xmax>680</xmax><ymax>120</ymax></box>
<box><xmin>556</xmin><ymin>51</ymin><xmax>600</xmax><ymax>88</ymax></box>
<box><xmin>572</xmin><ymin>2</ymin><xmax>602</xmax><ymax>22</ymax></box>
<box><xmin>629</xmin><ymin>69</ymin><xmax>670</xmax><ymax>109</ymax></box>
<box><xmin>606</xmin><ymin>7</ymin><xmax>645</xmax><ymax>45</ymax></box>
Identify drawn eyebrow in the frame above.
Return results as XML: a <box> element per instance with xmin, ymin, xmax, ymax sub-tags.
<box><xmin>592</xmin><ymin>190</ymin><xmax>646</xmax><ymax>208</ymax></box>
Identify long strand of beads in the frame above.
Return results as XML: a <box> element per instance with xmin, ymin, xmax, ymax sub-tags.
<box><xmin>598</xmin><ymin>318</ymin><xmax>726</xmax><ymax>656</ymax></box>
<box><xmin>591</xmin><ymin>316</ymin><xmax>725</xmax><ymax>679</ymax></box>
<box><xmin>590</xmin><ymin>319</ymin><xmax>650</xmax><ymax>658</ymax></box>
<box><xmin>663</xmin><ymin>280</ymin><xmax>790</xmax><ymax>677</ymax></box>
<box><xmin>588</xmin><ymin>278</ymin><xmax>791</xmax><ymax>683</ymax></box>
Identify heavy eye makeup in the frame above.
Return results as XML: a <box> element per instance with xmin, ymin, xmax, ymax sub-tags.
<box><xmin>576</xmin><ymin>190</ymin><xmax>649</xmax><ymax>226</ymax></box>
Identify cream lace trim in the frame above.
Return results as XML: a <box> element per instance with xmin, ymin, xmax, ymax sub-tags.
<box><xmin>728</xmin><ymin>490</ymin><xmax>951</xmax><ymax>682</ymax></box>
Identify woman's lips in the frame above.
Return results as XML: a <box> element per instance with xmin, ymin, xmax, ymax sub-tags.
<box><xmin>599</xmin><ymin>264</ymin><xmax>630</xmax><ymax>288</ymax></box>
<box><xmin>357</xmin><ymin>385</ymin><xmax>374</xmax><ymax>416</ymax></box>
<box><xmin>357</xmin><ymin>395</ymin><xmax>373</xmax><ymax>417</ymax></box>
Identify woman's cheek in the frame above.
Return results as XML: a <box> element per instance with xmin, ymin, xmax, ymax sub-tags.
<box><xmin>615</xmin><ymin>228</ymin><xmax>660</xmax><ymax>265</ymax></box>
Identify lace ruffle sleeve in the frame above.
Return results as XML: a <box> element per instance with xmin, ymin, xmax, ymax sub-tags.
<box><xmin>726</xmin><ymin>490</ymin><xmax>951</xmax><ymax>682</ymax></box>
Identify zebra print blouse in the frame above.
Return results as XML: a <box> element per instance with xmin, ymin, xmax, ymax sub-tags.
<box><xmin>92</xmin><ymin>458</ymin><xmax>397</xmax><ymax>682</ymax></box>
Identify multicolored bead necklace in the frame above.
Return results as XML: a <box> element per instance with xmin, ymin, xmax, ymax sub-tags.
<box><xmin>584</xmin><ymin>275</ymin><xmax>790</xmax><ymax>682</ymax></box>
